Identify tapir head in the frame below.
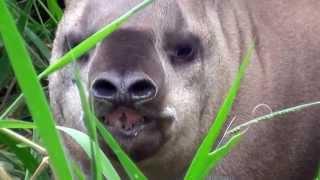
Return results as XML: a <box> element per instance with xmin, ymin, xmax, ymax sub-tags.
<box><xmin>50</xmin><ymin>0</ymin><xmax>236</xmax><ymax>177</ymax></box>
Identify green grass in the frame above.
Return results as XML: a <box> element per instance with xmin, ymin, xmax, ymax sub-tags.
<box><xmin>184</xmin><ymin>43</ymin><xmax>255</xmax><ymax>179</ymax></box>
<box><xmin>73</xmin><ymin>67</ymin><xmax>103</xmax><ymax>180</ymax></box>
<box><xmin>0</xmin><ymin>0</ymin><xmax>73</xmax><ymax>178</ymax></box>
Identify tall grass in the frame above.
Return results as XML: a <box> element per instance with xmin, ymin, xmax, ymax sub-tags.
<box><xmin>0</xmin><ymin>0</ymin><xmax>72</xmax><ymax>178</ymax></box>
<box><xmin>184</xmin><ymin>43</ymin><xmax>255</xmax><ymax>179</ymax></box>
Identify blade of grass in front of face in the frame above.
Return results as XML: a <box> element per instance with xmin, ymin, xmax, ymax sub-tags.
<box><xmin>0</xmin><ymin>119</ymin><xmax>35</xmax><ymax>129</ymax></box>
<box><xmin>199</xmin><ymin>130</ymin><xmax>246</xmax><ymax>179</ymax></box>
<box><xmin>0</xmin><ymin>0</ymin><xmax>154</xmax><ymax>120</ymax></box>
<box><xmin>39</xmin><ymin>0</ymin><xmax>154</xmax><ymax>78</ymax></box>
<box><xmin>0</xmin><ymin>1</ymin><xmax>73</xmax><ymax>179</ymax></box>
<box><xmin>96</xmin><ymin>119</ymin><xmax>147</xmax><ymax>180</ymax></box>
<box><xmin>184</xmin><ymin>43</ymin><xmax>255</xmax><ymax>179</ymax></box>
<box><xmin>71</xmin><ymin>161</ymin><xmax>86</xmax><ymax>180</ymax></box>
<box><xmin>58</xmin><ymin>126</ymin><xmax>120</xmax><ymax>180</ymax></box>
<box><xmin>73</xmin><ymin>66</ymin><xmax>102</xmax><ymax>180</ymax></box>
<box><xmin>227</xmin><ymin>101</ymin><xmax>320</xmax><ymax>134</ymax></box>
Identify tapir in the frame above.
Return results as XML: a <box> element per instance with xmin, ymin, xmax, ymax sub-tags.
<box><xmin>49</xmin><ymin>0</ymin><xmax>320</xmax><ymax>179</ymax></box>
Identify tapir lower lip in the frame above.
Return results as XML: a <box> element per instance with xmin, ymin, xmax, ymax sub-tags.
<box><xmin>118</xmin><ymin>124</ymin><xmax>144</xmax><ymax>137</ymax></box>
<box><xmin>103</xmin><ymin>116</ymin><xmax>156</xmax><ymax>138</ymax></box>
<box><xmin>100</xmin><ymin>107</ymin><xmax>155</xmax><ymax>137</ymax></box>
<box><xmin>99</xmin><ymin>116</ymin><xmax>162</xmax><ymax>162</ymax></box>
<box><xmin>96</xmin><ymin>106</ymin><xmax>174</xmax><ymax>161</ymax></box>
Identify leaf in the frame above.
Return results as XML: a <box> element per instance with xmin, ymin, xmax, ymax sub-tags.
<box><xmin>57</xmin><ymin>126</ymin><xmax>121</xmax><ymax>180</ymax></box>
<box><xmin>0</xmin><ymin>1</ymin><xmax>72</xmax><ymax>178</ymax></box>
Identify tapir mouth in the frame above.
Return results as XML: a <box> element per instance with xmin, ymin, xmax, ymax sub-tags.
<box><xmin>97</xmin><ymin>106</ymin><xmax>174</xmax><ymax>161</ymax></box>
<box><xmin>103</xmin><ymin>107</ymin><xmax>155</xmax><ymax>138</ymax></box>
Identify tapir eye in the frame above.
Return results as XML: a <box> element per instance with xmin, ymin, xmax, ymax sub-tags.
<box><xmin>165</xmin><ymin>33</ymin><xmax>200</xmax><ymax>65</ymax></box>
<box><xmin>173</xmin><ymin>44</ymin><xmax>195</xmax><ymax>61</ymax></box>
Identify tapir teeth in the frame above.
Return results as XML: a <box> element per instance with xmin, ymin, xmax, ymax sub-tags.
<box><xmin>119</xmin><ymin>112</ymin><xmax>127</xmax><ymax>122</ymax></box>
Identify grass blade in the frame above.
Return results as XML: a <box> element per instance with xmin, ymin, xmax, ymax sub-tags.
<box><xmin>227</xmin><ymin>101</ymin><xmax>320</xmax><ymax>134</ymax></box>
<box><xmin>37</xmin><ymin>0</ymin><xmax>59</xmax><ymax>24</ymax></box>
<box><xmin>199</xmin><ymin>130</ymin><xmax>247</xmax><ymax>179</ymax></box>
<box><xmin>0</xmin><ymin>1</ymin><xmax>72</xmax><ymax>178</ymax></box>
<box><xmin>0</xmin><ymin>119</ymin><xmax>35</xmax><ymax>129</ymax></box>
<box><xmin>16</xmin><ymin>0</ymin><xmax>33</xmax><ymax>33</ymax></box>
<box><xmin>39</xmin><ymin>0</ymin><xmax>154</xmax><ymax>79</ymax></box>
<box><xmin>184</xmin><ymin>43</ymin><xmax>255</xmax><ymax>179</ymax></box>
<box><xmin>25</xmin><ymin>28</ymin><xmax>51</xmax><ymax>60</ymax></box>
<box><xmin>58</xmin><ymin>126</ymin><xmax>120</xmax><ymax>180</ymax></box>
<box><xmin>96</xmin><ymin>120</ymin><xmax>147</xmax><ymax>180</ymax></box>
<box><xmin>71</xmin><ymin>161</ymin><xmax>86</xmax><ymax>180</ymax></box>
<box><xmin>73</xmin><ymin>67</ymin><xmax>102</xmax><ymax>180</ymax></box>
<box><xmin>73</xmin><ymin>65</ymin><xmax>146</xmax><ymax>179</ymax></box>
<box><xmin>0</xmin><ymin>94</ymin><xmax>23</xmax><ymax>119</ymax></box>
<box><xmin>46</xmin><ymin>0</ymin><xmax>63</xmax><ymax>21</ymax></box>
<box><xmin>0</xmin><ymin>128</ymin><xmax>47</xmax><ymax>155</ymax></box>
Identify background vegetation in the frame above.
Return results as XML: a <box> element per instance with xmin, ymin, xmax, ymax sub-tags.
<box><xmin>0</xmin><ymin>0</ymin><xmax>67</xmax><ymax>179</ymax></box>
<box><xmin>0</xmin><ymin>0</ymin><xmax>60</xmax><ymax>119</ymax></box>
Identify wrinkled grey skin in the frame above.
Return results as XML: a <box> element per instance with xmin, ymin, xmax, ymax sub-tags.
<box><xmin>49</xmin><ymin>0</ymin><xmax>320</xmax><ymax>179</ymax></box>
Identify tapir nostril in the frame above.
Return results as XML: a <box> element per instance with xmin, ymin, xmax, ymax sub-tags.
<box><xmin>129</xmin><ymin>79</ymin><xmax>157</xmax><ymax>101</ymax></box>
<box><xmin>92</xmin><ymin>79</ymin><xmax>118</xmax><ymax>100</ymax></box>
<box><xmin>91</xmin><ymin>73</ymin><xmax>158</xmax><ymax>104</ymax></box>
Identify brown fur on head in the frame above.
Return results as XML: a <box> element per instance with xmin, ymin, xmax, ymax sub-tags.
<box><xmin>49</xmin><ymin>0</ymin><xmax>320</xmax><ymax>179</ymax></box>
